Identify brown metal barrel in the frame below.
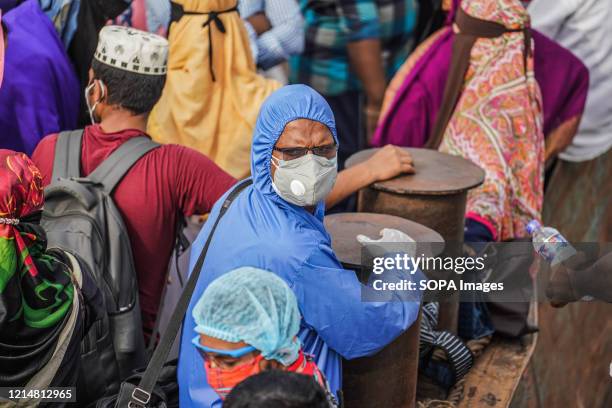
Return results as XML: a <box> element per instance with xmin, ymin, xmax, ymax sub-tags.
<box><xmin>324</xmin><ymin>213</ymin><xmax>444</xmax><ymax>408</ymax></box>
<box><xmin>345</xmin><ymin>148</ymin><xmax>484</xmax><ymax>332</ymax></box>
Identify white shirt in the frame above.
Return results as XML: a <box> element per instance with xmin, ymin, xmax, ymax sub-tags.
<box><xmin>529</xmin><ymin>0</ymin><xmax>612</xmax><ymax>162</ymax></box>
<box><xmin>239</xmin><ymin>0</ymin><xmax>305</xmax><ymax>70</ymax></box>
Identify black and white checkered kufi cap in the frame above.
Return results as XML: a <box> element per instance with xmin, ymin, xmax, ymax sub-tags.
<box><xmin>94</xmin><ymin>25</ymin><xmax>168</xmax><ymax>75</ymax></box>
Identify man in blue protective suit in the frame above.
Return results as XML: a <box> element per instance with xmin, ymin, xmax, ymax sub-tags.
<box><xmin>178</xmin><ymin>84</ymin><xmax>422</xmax><ymax>407</ymax></box>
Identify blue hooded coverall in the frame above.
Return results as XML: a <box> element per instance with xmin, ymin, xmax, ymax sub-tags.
<box><xmin>178</xmin><ymin>85</ymin><xmax>421</xmax><ymax>407</ymax></box>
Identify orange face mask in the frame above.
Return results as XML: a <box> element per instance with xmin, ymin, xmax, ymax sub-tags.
<box><xmin>204</xmin><ymin>354</ymin><xmax>264</xmax><ymax>399</ymax></box>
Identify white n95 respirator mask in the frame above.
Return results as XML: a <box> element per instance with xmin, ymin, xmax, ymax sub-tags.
<box><xmin>271</xmin><ymin>154</ymin><xmax>337</xmax><ymax>207</ymax></box>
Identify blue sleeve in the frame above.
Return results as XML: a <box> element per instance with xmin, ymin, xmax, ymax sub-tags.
<box><xmin>145</xmin><ymin>0</ymin><xmax>171</xmax><ymax>33</ymax></box>
<box><xmin>337</xmin><ymin>0</ymin><xmax>380</xmax><ymax>41</ymax></box>
<box><xmin>293</xmin><ymin>245</ymin><xmax>422</xmax><ymax>359</ymax></box>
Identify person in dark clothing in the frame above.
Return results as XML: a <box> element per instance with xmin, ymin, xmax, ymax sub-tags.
<box><xmin>0</xmin><ymin>149</ymin><xmax>102</xmax><ymax>407</ymax></box>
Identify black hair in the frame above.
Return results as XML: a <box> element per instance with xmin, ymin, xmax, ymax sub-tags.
<box><xmin>224</xmin><ymin>371</ymin><xmax>331</xmax><ymax>408</ymax></box>
<box><xmin>91</xmin><ymin>59</ymin><xmax>166</xmax><ymax>115</ymax></box>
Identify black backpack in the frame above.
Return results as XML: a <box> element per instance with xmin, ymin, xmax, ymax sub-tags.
<box><xmin>42</xmin><ymin>130</ymin><xmax>160</xmax><ymax>402</ymax></box>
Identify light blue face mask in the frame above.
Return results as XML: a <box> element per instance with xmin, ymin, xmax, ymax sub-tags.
<box><xmin>271</xmin><ymin>153</ymin><xmax>338</xmax><ymax>207</ymax></box>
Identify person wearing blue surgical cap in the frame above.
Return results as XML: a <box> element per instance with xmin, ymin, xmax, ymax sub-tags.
<box><xmin>178</xmin><ymin>85</ymin><xmax>421</xmax><ymax>407</ymax></box>
<box><xmin>191</xmin><ymin>267</ymin><xmax>336</xmax><ymax>404</ymax></box>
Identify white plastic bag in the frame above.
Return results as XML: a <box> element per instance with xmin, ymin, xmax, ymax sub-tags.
<box><xmin>357</xmin><ymin>228</ymin><xmax>417</xmax><ymax>258</ymax></box>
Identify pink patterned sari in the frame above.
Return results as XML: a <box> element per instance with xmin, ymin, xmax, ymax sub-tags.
<box><xmin>439</xmin><ymin>0</ymin><xmax>544</xmax><ymax>241</ymax></box>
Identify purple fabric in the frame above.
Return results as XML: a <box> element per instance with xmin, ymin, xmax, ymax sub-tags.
<box><xmin>532</xmin><ymin>30</ymin><xmax>589</xmax><ymax>136</ymax></box>
<box><xmin>0</xmin><ymin>11</ymin><xmax>4</xmax><ymax>89</ymax></box>
<box><xmin>372</xmin><ymin>24</ymin><xmax>589</xmax><ymax>148</ymax></box>
<box><xmin>0</xmin><ymin>0</ymin><xmax>79</xmax><ymax>155</ymax></box>
<box><xmin>371</xmin><ymin>27</ymin><xmax>452</xmax><ymax>147</ymax></box>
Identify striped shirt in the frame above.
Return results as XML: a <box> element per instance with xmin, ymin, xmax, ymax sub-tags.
<box><xmin>240</xmin><ymin>0</ymin><xmax>305</xmax><ymax>70</ymax></box>
<box><xmin>289</xmin><ymin>0</ymin><xmax>419</xmax><ymax>96</ymax></box>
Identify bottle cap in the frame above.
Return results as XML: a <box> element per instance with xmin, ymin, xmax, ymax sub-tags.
<box><xmin>525</xmin><ymin>220</ymin><xmax>541</xmax><ymax>235</ymax></box>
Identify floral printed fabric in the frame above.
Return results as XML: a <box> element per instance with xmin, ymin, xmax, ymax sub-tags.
<box><xmin>0</xmin><ymin>149</ymin><xmax>73</xmax><ymax>330</ymax></box>
<box><xmin>439</xmin><ymin>0</ymin><xmax>544</xmax><ymax>241</ymax></box>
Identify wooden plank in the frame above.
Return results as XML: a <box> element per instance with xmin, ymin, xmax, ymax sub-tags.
<box><xmin>457</xmin><ymin>334</ymin><xmax>537</xmax><ymax>408</ymax></box>
<box><xmin>457</xmin><ymin>301</ymin><xmax>537</xmax><ymax>408</ymax></box>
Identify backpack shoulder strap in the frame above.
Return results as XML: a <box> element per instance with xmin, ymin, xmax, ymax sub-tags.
<box><xmin>88</xmin><ymin>136</ymin><xmax>160</xmax><ymax>194</ymax></box>
<box><xmin>52</xmin><ymin>129</ymin><xmax>84</xmax><ymax>181</ymax></box>
<box><xmin>124</xmin><ymin>178</ymin><xmax>253</xmax><ymax>407</ymax></box>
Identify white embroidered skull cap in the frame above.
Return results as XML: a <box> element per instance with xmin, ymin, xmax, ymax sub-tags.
<box><xmin>94</xmin><ymin>25</ymin><xmax>168</xmax><ymax>75</ymax></box>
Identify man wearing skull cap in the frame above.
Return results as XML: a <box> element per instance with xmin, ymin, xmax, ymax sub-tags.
<box><xmin>32</xmin><ymin>25</ymin><xmax>237</xmax><ymax>340</ymax></box>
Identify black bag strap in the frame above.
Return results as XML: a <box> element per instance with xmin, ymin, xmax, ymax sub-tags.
<box><xmin>52</xmin><ymin>129</ymin><xmax>84</xmax><ymax>181</ymax></box>
<box><xmin>87</xmin><ymin>136</ymin><xmax>160</xmax><ymax>194</ymax></box>
<box><xmin>125</xmin><ymin>178</ymin><xmax>253</xmax><ymax>407</ymax></box>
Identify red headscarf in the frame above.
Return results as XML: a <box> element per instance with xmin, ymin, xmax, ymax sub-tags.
<box><xmin>0</xmin><ymin>150</ymin><xmax>75</xmax><ymax>386</ymax></box>
<box><xmin>0</xmin><ymin>149</ymin><xmax>45</xmax><ymax>279</ymax></box>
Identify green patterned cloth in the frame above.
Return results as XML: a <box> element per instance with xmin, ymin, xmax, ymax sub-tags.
<box><xmin>0</xmin><ymin>150</ymin><xmax>74</xmax><ymax>386</ymax></box>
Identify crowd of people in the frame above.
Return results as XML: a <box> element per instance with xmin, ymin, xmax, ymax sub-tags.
<box><xmin>0</xmin><ymin>0</ymin><xmax>610</xmax><ymax>407</ymax></box>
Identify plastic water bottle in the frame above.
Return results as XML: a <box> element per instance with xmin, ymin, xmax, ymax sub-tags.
<box><xmin>526</xmin><ymin>220</ymin><xmax>576</xmax><ymax>266</ymax></box>
<box><xmin>526</xmin><ymin>221</ymin><xmax>593</xmax><ymax>301</ymax></box>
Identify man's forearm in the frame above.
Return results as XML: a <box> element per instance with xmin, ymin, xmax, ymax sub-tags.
<box><xmin>325</xmin><ymin>162</ymin><xmax>376</xmax><ymax>209</ymax></box>
<box><xmin>347</xmin><ymin>38</ymin><xmax>386</xmax><ymax>106</ymax></box>
<box><xmin>247</xmin><ymin>12</ymin><xmax>272</xmax><ymax>35</ymax></box>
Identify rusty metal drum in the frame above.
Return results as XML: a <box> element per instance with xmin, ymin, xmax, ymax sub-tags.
<box><xmin>345</xmin><ymin>148</ymin><xmax>484</xmax><ymax>242</ymax></box>
<box><xmin>324</xmin><ymin>213</ymin><xmax>444</xmax><ymax>408</ymax></box>
<box><xmin>345</xmin><ymin>148</ymin><xmax>485</xmax><ymax>332</ymax></box>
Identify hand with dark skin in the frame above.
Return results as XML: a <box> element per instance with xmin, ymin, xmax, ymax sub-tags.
<box><xmin>347</xmin><ymin>39</ymin><xmax>387</xmax><ymax>142</ymax></box>
<box><xmin>271</xmin><ymin>119</ymin><xmax>415</xmax><ymax>211</ymax></box>
<box><xmin>247</xmin><ymin>12</ymin><xmax>272</xmax><ymax>35</ymax></box>
<box><xmin>544</xmin><ymin>116</ymin><xmax>581</xmax><ymax>163</ymax></box>
<box><xmin>546</xmin><ymin>262</ymin><xmax>580</xmax><ymax>307</ymax></box>
<box><xmin>546</xmin><ymin>250</ymin><xmax>593</xmax><ymax>307</ymax></box>
<box><xmin>547</xmin><ymin>250</ymin><xmax>612</xmax><ymax>306</ymax></box>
